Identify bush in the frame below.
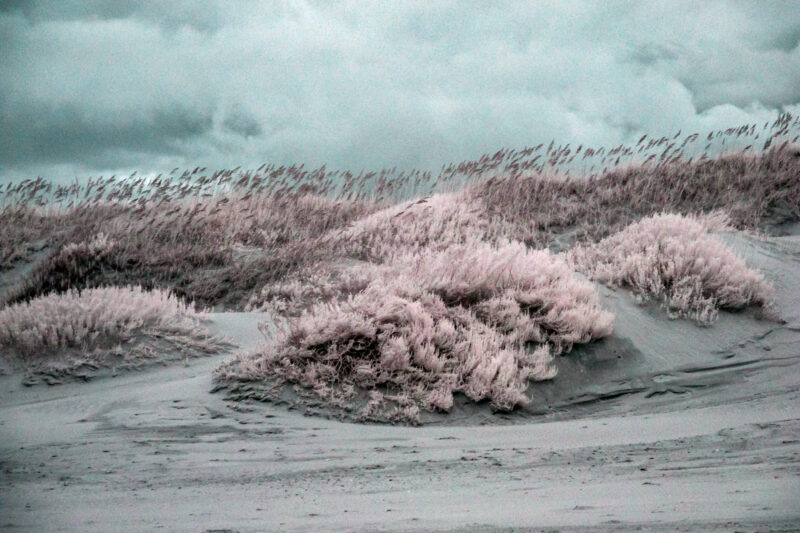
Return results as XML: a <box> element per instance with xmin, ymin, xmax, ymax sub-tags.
<box><xmin>0</xmin><ymin>286</ymin><xmax>223</xmax><ymax>376</ymax></box>
<box><xmin>332</xmin><ymin>191</ymin><xmax>489</xmax><ymax>262</ymax></box>
<box><xmin>568</xmin><ymin>213</ymin><xmax>775</xmax><ymax>323</ymax></box>
<box><xmin>218</xmin><ymin>239</ymin><xmax>613</xmax><ymax>423</ymax></box>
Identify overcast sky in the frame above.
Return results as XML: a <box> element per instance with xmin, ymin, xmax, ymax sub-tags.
<box><xmin>1</xmin><ymin>0</ymin><xmax>799</xmax><ymax>183</ymax></box>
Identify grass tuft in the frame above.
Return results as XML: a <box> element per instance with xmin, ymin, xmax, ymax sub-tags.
<box><xmin>0</xmin><ymin>286</ymin><xmax>225</xmax><ymax>380</ymax></box>
<box><xmin>568</xmin><ymin>213</ymin><xmax>775</xmax><ymax>323</ymax></box>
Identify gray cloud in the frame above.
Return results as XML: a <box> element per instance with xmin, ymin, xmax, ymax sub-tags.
<box><xmin>1</xmin><ymin>0</ymin><xmax>799</xmax><ymax>182</ymax></box>
<box><xmin>0</xmin><ymin>103</ymin><xmax>212</xmax><ymax>165</ymax></box>
<box><xmin>222</xmin><ymin>105</ymin><xmax>263</xmax><ymax>138</ymax></box>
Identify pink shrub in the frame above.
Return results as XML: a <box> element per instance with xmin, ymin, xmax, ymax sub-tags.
<box><xmin>0</xmin><ymin>286</ymin><xmax>221</xmax><ymax>370</ymax></box>
<box><xmin>569</xmin><ymin>213</ymin><xmax>775</xmax><ymax>323</ymax></box>
<box><xmin>219</xmin><ymin>239</ymin><xmax>612</xmax><ymax>423</ymax></box>
<box><xmin>392</xmin><ymin>239</ymin><xmax>614</xmax><ymax>351</ymax></box>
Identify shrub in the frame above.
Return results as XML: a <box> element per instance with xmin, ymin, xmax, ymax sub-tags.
<box><xmin>218</xmin><ymin>239</ymin><xmax>613</xmax><ymax>423</ymax></box>
<box><xmin>568</xmin><ymin>213</ymin><xmax>775</xmax><ymax>323</ymax></box>
<box><xmin>393</xmin><ymin>239</ymin><xmax>614</xmax><ymax>350</ymax></box>
<box><xmin>332</xmin><ymin>191</ymin><xmax>489</xmax><ymax>262</ymax></box>
<box><xmin>0</xmin><ymin>286</ymin><xmax>223</xmax><ymax>377</ymax></box>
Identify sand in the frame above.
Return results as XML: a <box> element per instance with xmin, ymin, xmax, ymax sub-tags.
<box><xmin>1</xmin><ymin>231</ymin><xmax>799</xmax><ymax>532</ymax></box>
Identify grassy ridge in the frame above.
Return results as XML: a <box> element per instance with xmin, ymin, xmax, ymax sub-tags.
<box><xmin>2</xmin><ymin>141</ymin><xmax>797</xmax><ymax>311</ymax></box>
<box><xmin>1</xmin><ymin>121</ymin><xmax>797</xmax><ymax>420</ymax></box>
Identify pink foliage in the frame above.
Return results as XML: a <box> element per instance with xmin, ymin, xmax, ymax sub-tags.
<box><xmin>0</xmin><ymin>286</ymin><xmax>213</xmax><ymax>361</ymax></box>
<box><xmin>569</xmin><ymin>213</ymin><xmax>775</xmax><ymax>323</ymax></box>
<box><xmin>222</xmin><ymin>239</ymin><xmax>612</xmax><ymax>423</ymax></box>
<box><xmin>334</xmin><ymin>191</ymin><xmax>489</xmax><ymax>261</ymax></box>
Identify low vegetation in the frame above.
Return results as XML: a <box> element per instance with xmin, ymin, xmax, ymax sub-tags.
<box><xmin>569</xmin><ymin>213</ymin><xmax>775</xmax><ymax>323</ymax></box>
<box><xmin>1</xmin><ymin>116</ymin><xmax>796</xmax><ymax>417</ymax></box>
<box><xmin>0</xmin><ymin>286</ymin><xmax>224</xmax><ymax>381</ymax></box>
<box><xmin>221</xmin><ymin>240</ymin><xmax>612</xmax><ymax>423</ymax></box>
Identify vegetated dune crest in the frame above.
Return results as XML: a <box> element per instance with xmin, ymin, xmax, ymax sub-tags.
<box><xmin>0</xmin><ymin>132</ymin><xmax>798</xmax><ymax>425</ymax></box>
<box><xmin>1</xmin><ymin>132</ymin><xmax>799</xmax><ymax>531</ymax></box>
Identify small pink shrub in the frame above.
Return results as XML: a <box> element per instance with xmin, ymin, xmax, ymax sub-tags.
<box><xmin>569</xmin><ymin>213</ymin><xmax>775</xmax><ymax>323</ymax></box>
<box><xmin>0</xmin><ymin>286</ymin><xmax>220</xmax><ymax>369</ymax></box>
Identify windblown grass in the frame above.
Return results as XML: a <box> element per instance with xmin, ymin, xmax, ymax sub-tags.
<box><xmin>1</xmin><ymin>117</ymin><xmax>796</xmax><ymax>412</ymax></box>
<box><xmin>218</xmin><ymin>239</ymin><xmax>612</xmax><ymax>423</ymax></box>
<box><xmin>2</xmin><ymin>191</ymin><xmax>378</xmax><ymax>308</ymax></box>
<box><xmin>2</xmin><ymin>121</ymin><xmax>797</xmax><ymax>310</ymax></box>
<box><xmin>0</xmin><ymin>286</ymin><xmax>224</xmax><ymax>381</ymax></box>
<box><xmin>472</xmin><ymin>143</ymin><xmax>800</xmax><ymax>250</ymax></box>
<box><xmin>569</xmin><ymin>213</ymin><xmax>775</xmax><ymax>323</ymax></box>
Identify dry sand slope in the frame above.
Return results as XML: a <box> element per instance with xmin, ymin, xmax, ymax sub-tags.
<box><xmin>1</xmin><ymin>232</ymin><xmax>799</xmax><ymax>532</ymax></box>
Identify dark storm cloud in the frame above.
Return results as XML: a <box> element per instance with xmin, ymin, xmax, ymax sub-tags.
<box><xmin>0</xmin><ymin>0</ymin><xmax>798</xmax><ymax>182</ymax></box>
<box><xmin>0</xmin><ymin>103</ymin><xmax>212</xmax><ymax>165</ymax></box>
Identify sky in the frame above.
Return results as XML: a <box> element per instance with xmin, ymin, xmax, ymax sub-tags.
<box><xmin>1</xmin><ymin>0</ymin><xmax>799</xmax><ymax>183</ymax></box>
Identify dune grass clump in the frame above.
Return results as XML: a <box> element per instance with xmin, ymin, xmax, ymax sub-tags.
<box><xmin>245</xmin><ymin>259</ymin><xmax>383</xmax><ymax>316</ymax></box>
<box><xmin>6</xmin><ymin>232</ymin><xmax>120</xmax><ymax>302</ymax></box>
<box><xmin>0</xmin><ymin>286</ymin><xmax>224</xmax><ymax>380</ymax></box>
<box><xmin>569</xmin><ymin>213</ymin><xmax>775</xmax><ymax>323</ymax></box>
<box><xmin>218</xmin><ymin>239</ymin><xmax>613</xmax><ymax>423</ymax></box>
<box><xmin>396</xmin><ymin>240</ymin><xmax>614</xmax><ymax>350</ymax></box>
<box><xmin>0</xmin><ymin>204</ymin><xmax>52</xmax><ymax>269</ymax></box>
<box><xmin>246</xmin><ymin>192</ymin><xmax>491</xmax><ymax>314</ymax></box>
<box><xmin>472</xmin><ymin>143</ymin><xmax>800</xmax><ymax>250</ymax></box>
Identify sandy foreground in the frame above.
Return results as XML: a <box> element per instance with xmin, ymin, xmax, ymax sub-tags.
<box><xmin>1</xmin><ymin>232</ymin><xmax>799</xmax><ymax>532</ymax></box>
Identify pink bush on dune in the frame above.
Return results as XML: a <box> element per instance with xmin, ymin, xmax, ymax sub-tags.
<box><xmin>569</xmin><ymin>213</ymin><xmax>775</xmax><ymax>323</ymax></box>
<box><xmin>0</xmin><ymin>286</ymin><xmax>220</xmax><ymax>369</ymax></box>
<box><xmin>220</xmin><ymin>239</ymin><xmax>613</xmax><ymax>423</ymax></box>
<box><xmin>394</xmin><ymin>239</ymin><xmax>614</xmax><ymax>351</ymax></box>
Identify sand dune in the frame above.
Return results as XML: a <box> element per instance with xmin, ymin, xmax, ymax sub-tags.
<box><xmin>1</xmin><ymin>231</ymin><xmax>798</xmax><ymax>532</ymax></box>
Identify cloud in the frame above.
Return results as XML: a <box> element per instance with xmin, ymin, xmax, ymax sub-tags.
<box><xmin>1</xmin><ymin>0</ymin><xmax>799</xmax><ymax>182</ymax></box>
<box><xmin>0</xmin><ymin>102</ymin><xmax>212</xmax><ymax>166</ymax></box>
